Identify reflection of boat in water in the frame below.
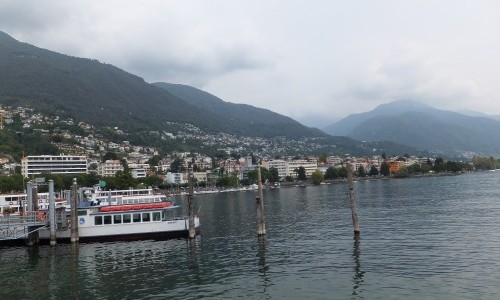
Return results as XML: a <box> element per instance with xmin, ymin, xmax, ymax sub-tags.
<box><xmin>39</xmin><ymin>188</ymin><xmax>200</xmax><ymax>243</ymax></box>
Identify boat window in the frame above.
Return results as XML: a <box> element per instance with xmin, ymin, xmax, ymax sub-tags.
<box><xmin>104</xmin><ymin>215</ymin><xmax>112</xmax><ymax>225</ymax></box>
<box><xmin>142</xmin><ymin>212</ymin><xmax>150</xmax><ymax>222</ymax></box>
<box><xmin>152</xmin><ymin>212</ymin><xmax>161</xmax><ymax>221</ymax></box>
<box><xmin>113</xmin><ymin>215</ymin><xmax>122</xmax><ymax>224</ymax></box>
<box><xmin>95</xmin><ymin>216</ymin><xmax>103</xmax><ymax>225</ymax></box>
<box><xmin>133</xmin><ymin>213</ymin><xmax>141</xmax><ymax>223</ymax></box>
<box><xmin>78</xmin><ymin>210</ymin><xmax>87</xmax><ymax>216</ymax></box>
<box><xmin>123</xmin><ymin>214</ymin><xmax>131</xmax><ymax>223</ymax></box>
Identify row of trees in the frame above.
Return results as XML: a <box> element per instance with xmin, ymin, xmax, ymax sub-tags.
<box><xmin>309</xmin><ymin>157</ymin><xmax>476</xmax><ymax>185</ymax></box>
<box><xmin>0</xmin><ymin>156</ymin><xmax>495</xmax><ymax>193</ymax></box>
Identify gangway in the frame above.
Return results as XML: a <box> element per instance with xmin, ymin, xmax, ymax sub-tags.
<box><xmin>0</xmin><ymin>212</ymin><xmax>48</xmax><ymax>241</ymax></box>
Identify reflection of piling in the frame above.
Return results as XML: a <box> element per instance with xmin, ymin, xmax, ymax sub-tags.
<box><xmin>347</xmin><ymin>163</ymin><xmax>361</xmax><ymax>236</ymax></box>
<box><xmin>188</xmin><ymin>168</ymin><xmax>196</xmax><ymax>238</ymax></box>
<box><xmin>70</xmin><ymin>178</ymin><xmax>79</xmax><ymax>243</ymax></box>
<box><xmin>256</xmin><ymin>166</ymin><xmax>266</xmax><ymax>235</ymax></box>
<box><xmin>352</xmin><ymin>235</ymin><xmax>364</xmax><ymax>296</ymax></box>
<box><xmin>49</xmin><ymin>180</ymin><xmax>56</xmax><ymax>246</ymax></box>
<box><xmin>26</xmin><ymin>183</ymin><xmax>39</xmax><ymax>246</ymax></box>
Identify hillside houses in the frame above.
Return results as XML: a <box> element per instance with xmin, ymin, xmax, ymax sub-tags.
<box><xmin>0</xmin><ymin>105</ymin><xmax>439</xmax><ymax>184</ymax></box>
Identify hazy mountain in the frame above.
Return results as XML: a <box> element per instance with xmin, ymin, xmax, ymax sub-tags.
<box><xmin>0</xmin><ymin>31</ymin><xmax>322</xmax><ymax>139</ymax></box>
<box><xmin>152</xmin><ymin>82</ymin><xmax>326</xmax><ymax>137</ymax></box>
<box><xmin>456</xmin><ymin>109</ymin><xmax>500</xmax><ymax>121</ymax></box>
<box><xmin>324</xmin><ymin>100</ymin><xmax>500</xmax><ymax>156</ymax></box>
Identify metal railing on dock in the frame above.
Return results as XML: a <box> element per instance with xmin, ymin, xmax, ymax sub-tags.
<box><xmin>0</xmin><ymin>211</ymin><xmax>48</xmax><ymax>240</ymax></box>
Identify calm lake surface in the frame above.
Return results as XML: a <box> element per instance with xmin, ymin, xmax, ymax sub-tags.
<box><xmin>1</xmin><ymin>171</ymin><xmax>500</xmax><ymax>299</ymax></box>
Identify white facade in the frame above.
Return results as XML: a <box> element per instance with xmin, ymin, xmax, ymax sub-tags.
<box><xmin>166</xmin><ymin>172</ymin><xmax>185</xmax><ymax>184</ymax></box>
<box><xmin>131</xmin><ymin>169</ymin><xmax>147</xmax><ymax>178</ymax></box>
<box><xmin>98</xmin><ymin>160</ymin><xmax>124</xmax><ymax>177</ymax></box>
<box><xmin>129</xmin><ymin>163</ymin><xmax>151</xmax><ymax>178</ymax></box>
<box><xmin>192</xmin><ymin>172</ymin><xmax>208</xmax><ymax>183</ymax></box>
<box><xmin>287</xmin><ymin>159</ymin><xmax>318</xmax><ymax>177</ymax></box>
<box><xmin>21</xmin><ymin>155</ymin><xmax>88</xmax><ymax>177</ymax></box>
<box><xmin>262</xmin><ymin>159</ymin><xmax>287</xmax><ymax>178</ymax></box>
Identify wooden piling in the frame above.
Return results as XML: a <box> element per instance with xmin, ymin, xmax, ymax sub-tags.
<box><xmin>70</xmin><ymin>178</ymin><xmax>79</xmax><ymax>243</ymax></box>
<box><xmin>347</xmin><ymin>163</ymin><xmax>361</xmax><ymax>236</ymax></box>
<box><xmin>188</xmin><ymin>168</ymin><xmax>196</xmax><ymax>238</ymax></box>
<box><xmin>256</xmin><ymin>166</ymin><xmax>266</xmax><ymax>235</ymax></box>
<box><xmin>49</xmin><ymin>180</ymin><xmax>56</xmax><ymax>246</ymax></box>
<box><xmin>26</xmin><ymin>183</ymin><xmax>39</xmax><ymax>246</ymax></box>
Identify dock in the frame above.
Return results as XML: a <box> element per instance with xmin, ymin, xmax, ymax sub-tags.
<box><xmin>0</xmin><ymin>212</ymin><xmax>48</xmax><ymax>241</ymax></box>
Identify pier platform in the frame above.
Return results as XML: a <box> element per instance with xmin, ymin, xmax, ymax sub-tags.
<box><xmin>0</xmin><ymin>212</ymin><xmax>48</xmax><ymax>241</ymax></box>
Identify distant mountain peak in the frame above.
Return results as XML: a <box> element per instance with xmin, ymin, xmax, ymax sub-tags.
<box><xmin>324</xmin><ymin>99</ymin><xmax>500</xmax><ymax>157</ymax></box>
<box><xmin>373</xmin><ymin>100</ymin><xmax>434</xmax><ymax>115</ymax></box>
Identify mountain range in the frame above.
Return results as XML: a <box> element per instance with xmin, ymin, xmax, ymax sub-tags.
<box><xmin>0</xmin><ymin>30</ymin><xmax>322</xmax><ymax>139</ymax></box>
<box><xmin>3</xmin><ymin>30</ymin><xmax>493</xmax><ymax>159</ymax></box>
<box><xmin>2</xmin><ymin>30</ymin><xmax>419</xmax><ymax>158</ymax></box>
<box><xmin>324</xmin><ymin>100</ymin><xmax>500</xmax><ymax>157</ymax></box>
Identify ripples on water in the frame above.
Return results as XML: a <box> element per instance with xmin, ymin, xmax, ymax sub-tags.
<box><xmin>1</xmin><ymin>172</ymin><xmax>500</xmax><ymax>299</ymax></box>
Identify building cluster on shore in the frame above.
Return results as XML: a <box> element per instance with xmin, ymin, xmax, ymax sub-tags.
<box><xmin>0</xmin><ymin>105</ymin><xmax>447</xmax><ymax>185</ymax></box>
<box><xmin>16</xmin><ymin>152</ymin><xmax>434</xmax><ymax>186</ymax></box>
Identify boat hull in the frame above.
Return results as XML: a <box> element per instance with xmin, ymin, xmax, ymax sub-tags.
<box><xmin>39</xmin><ymin>216</ymin><xmax>201</xmax><ymax>243</ymax></box>
<box><xmin>40</xmin><ymin>227</ymin><xmax>201</xmax><ymax>243</ymax></box>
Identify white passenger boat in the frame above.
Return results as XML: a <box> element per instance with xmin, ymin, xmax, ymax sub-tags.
<box><xmin>39</xmin><ymin>199</ymin><xmax>200</xmax><ymax>243</ymax></box>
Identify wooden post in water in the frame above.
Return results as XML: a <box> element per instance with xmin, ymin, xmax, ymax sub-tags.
<box><xmin>70</xmin><ymin>178</ymin><xmax>79</xmax><ymax>243</ymax></box>
<box><xmin>347</xmin><ymin>162</ymin><xmax>361</xmax><ymax>236</ymax></box>
<box><xmin>188</xmin><ymin>168</ymin><xmax>196</xmax><ymax>238</ymax></box>
<box><xmin>26</xmin><ymin>182</ymin><xmax>33</xmax><ymax>211</ymax></box>
<box><xmin>256</xmin><ymin>165</ymin><xmax>266</xmax><ymax>235</ymax></box>
<box><xmin>27</xmin><ymin>183</ymin><xmax>39</xmax><ymax>246</ymax></box>
<box><xmin>49</xmin><ymin>179</ymin><xmax>56</xmax><ymax>246</ymax></box>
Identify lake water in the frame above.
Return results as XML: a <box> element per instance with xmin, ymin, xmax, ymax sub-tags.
<box><xmin>1</xmin><ymin>172</ymin><xmax>500</xmax><ymax>299</ymax></box>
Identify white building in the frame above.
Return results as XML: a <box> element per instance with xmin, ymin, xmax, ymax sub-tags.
<box><xmin>192</xmin><ymin>172</ymin><xmax>208</xmax><ymax>183</ymax></box>
<box><xmin>21</xmin><ymin>155</ymin><xmax>88</xmax><ymax>177</ymax></box>
<box><xmin>287</xmin><ymin>159</ymin><xmax>318</xmax><ymax>178</ymax></box>
<box><xmin>129</xmin><ymin>163</ymin><xmax>151</xmax><ymax>178</ymax></box>
<box><xmin>131</xmin><ymin>168</ymin><xmax>147</xmax><ymax>178</ymax></box>
<box><xmin>97</xmin><ymin>160</ymin><xmax>123</xmax><ymax>177</ymax></box>
<box><xmin>166</xmin><ymin>172</ymin><xmax>185</xmax><ymax>184</ymax></box>
<box><xmin>262</xmin><ymin>159</ymin><xmax>287</xmax><ymax>178</ymax></box>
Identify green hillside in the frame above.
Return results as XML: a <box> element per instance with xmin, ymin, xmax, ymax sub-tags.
<box><xmin>0</xmin><ymin>31</ymin><xmax>322</xmax><ymax>138</ymax></box>
<box><xmin>153</xmin><ymin>82</ymin><xmax>327</xmax><ymax>137</ymax></box>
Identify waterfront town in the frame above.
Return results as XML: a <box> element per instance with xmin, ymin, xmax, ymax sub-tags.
<box><xmin>0</xmin><ymin>105</ymin><xmax>478</xmax><ymax>189</ymax></box>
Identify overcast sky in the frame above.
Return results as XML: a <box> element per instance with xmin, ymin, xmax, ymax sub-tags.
<box><xmin>1</xmin><ymin>0</ymin><xmax>500</xmax><ymax>127</ymax></box>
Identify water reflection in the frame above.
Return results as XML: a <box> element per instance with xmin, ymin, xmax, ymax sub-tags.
<box><xmin>352</xmin><ymin>236</ymin><xmax>364</xmax><ymax>297</ymax></box>
<box><xmin>187</xmin><ymin>236</ymin><xmax>202</xmax><ymax>285</ymax></box>
<box><xmin>257</xmin><ymin>235</ymin><xmax>271</xmax><ymax>298</ymax></box>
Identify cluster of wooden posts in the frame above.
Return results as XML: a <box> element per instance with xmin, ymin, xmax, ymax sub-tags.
<box><xmin>252</xmin><ymin>162</ymin><xmax>360</xmax><ymax>238</ymax></box>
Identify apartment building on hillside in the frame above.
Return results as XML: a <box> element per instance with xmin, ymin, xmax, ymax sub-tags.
<box><xmin>21</xmin><ymin>155</ymin><xmax>88</xmax><ymax>177</ymax></box>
